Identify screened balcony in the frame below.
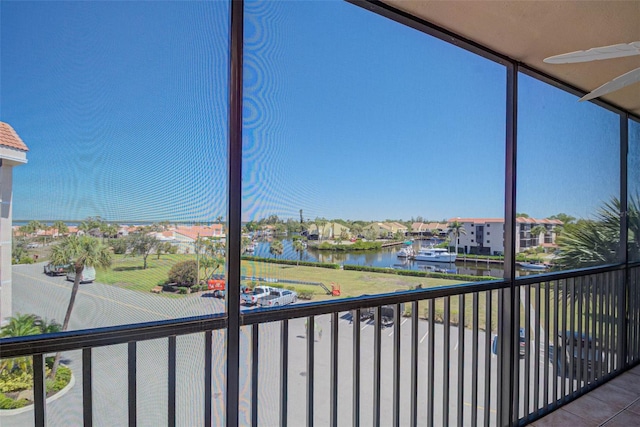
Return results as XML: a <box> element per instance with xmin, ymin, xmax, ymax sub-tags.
<box><xmin>1</xmin><ymin>1</ymin><xmax>639</xmax><ymax>426</ymax></box>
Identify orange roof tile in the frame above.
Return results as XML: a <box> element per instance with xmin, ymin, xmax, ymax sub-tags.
<box><xmin>0</xmin><ymin>122</ymin><xmax>29</xmax><ymax>151</ymax></box>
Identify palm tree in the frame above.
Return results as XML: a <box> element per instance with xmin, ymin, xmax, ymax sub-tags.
<box><xmin>530</xmin><ymin>225</ymin><xmax>547</xmax><ymax>247</ymax></box>
<box><xmin>269</xmin><ymin>240</ymin><xmax>284</xmax><ymax>258</ymax></box>
<box><xmin>315</xmin><ymin>218</ymin><xmax>327</xmax><ymax>241</ymax></box>
<box><xmin>0</xmin><ymin>314</ymin><xmax>60</xmax><ymax>373</ymax></box>
<box><xmin>293</xmin><ymin>239</ymin><xmax>305</xmax><ymax>265</ymax></box>
<box><xmin>554</xmin><ymin>195</ymin><xmax>640</xmax><ymax>270</ymax></box>
<box><xmin>49</xmin><ymin>235</ymin><xmax>112</xmax><ymax>378</ymax></box>
<box><xmin>448</xmin><ymin>220</ymin><xmax>466</xmax><ymax>254</ymax></box>
<box><xmin>52</xmin><ymin>220</ymin><xmax>69</xmax><ymax>238</ymax></box>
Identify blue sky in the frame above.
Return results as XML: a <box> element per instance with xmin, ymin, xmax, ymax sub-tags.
<box><xmin>1</xmin><ymin>0</ymin><xmax>627</xmax><ymax>223</ymax></box>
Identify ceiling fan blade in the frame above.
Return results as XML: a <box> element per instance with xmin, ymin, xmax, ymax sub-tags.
<box><xmin>544</xmin><ymin>41</ymin><xmax>640</xmax><ymax>64</ymax></box>
<box><xmin>579</xmin><ymin>67</ymin><xmax>640</xmax><ymax>101</ymax></box>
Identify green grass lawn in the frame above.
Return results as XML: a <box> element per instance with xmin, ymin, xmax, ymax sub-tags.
<box><xmin>94</xmin><ymin>254</ymin><xmax>508</xmax><ymax>331</ymax></box>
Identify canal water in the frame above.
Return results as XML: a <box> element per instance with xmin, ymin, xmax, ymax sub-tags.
<box><xmin>249</xmin><ymin>239</ymin><xmax>538</xmax><ymax>278</ymax></box>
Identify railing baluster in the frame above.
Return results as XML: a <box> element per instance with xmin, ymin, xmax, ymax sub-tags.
<box><xmin>307</xmin><ymin>315</ymin><xmax>315</xmax><ymax>427</ymax></box>
<box><xmin>353</xmin><ymin>309</ymin><xmax>361</xmax><ymax>427</ymax></box>
<box><xmin>604</xmin><ymin>280</ymin><xmax>613</xmax><ymax>376</ymax></box>
<box><xmin>616</xmin><ymin>271</ymin><xmax>624</xmax><ymax>372</ymax></box>
<box><xmin>534</xmin><ymin>283</ymin><xmax>540</xmax><ymax>412</ymax></box>
<box><xmin>428</xmin><ymin>299</ymin><xmax>435</xmax><ymax>427</ymax></box>
<box><xmin>410</xmin><ymin>300</ymin><xmax>418</xmax><ymax>427</ymax></box>
<box><xmin>373</xmin><ymin>306</ymin><xmax>381</xmax><ymax>427</ymax></box>
<box><xmin>553</xmin><ymin>280</ymin><xmax>560</xmax><ymax>404</ymax></box>
<box><xmin>330</xmin><ymin>312</ymin><xmax>338</xmax><ymax>427</ymax></box>
<box><xmin>443</xmin><ymin>296</ymin><xmax>450</xmax><ymax>426</ymax></box>
<box><xmin>471</xmin><ymin>293</ymin><xmax>479</xmax><ymax>427</ymax></box>
<box><xmin>577</xmin><ymin>276</ymin><xmax>583</xmax><ymax>388</ymax></box>
<box><xmin>128</xmin><ymin>341</ymin><xmax>137</xmax><ymax>427</ymax></box>
<box><xmin>589</xmin><ymin>276</ymin><xmax>596</xmax><ymax>385</ymax></box>
<box><xmin>629</xmin><ymin>271</ymin><xmax>640</xmax><ymax>361</ymax></box>
<box><xmin>561</xmin><ymin>278</ymin><xmax>568</xmax><ymax>400</ymax></box>
<box><xmin>83</xmin><ymin>348</ymin><xmax>93</xmax><ymax>427</ymax></box>
<box><xmin>457</xmin><ymin>294</ymin><xmax>465</xmax><ymax>427</ymax></box>
<box><xmin>252</xmin><ymin>325</ymin><xmax>259</xmax><ymax>427</ymax></box>
<box><xmin>524</xmin><ymin>284</ymin><xmax>530</xmax><ymax>418</ymax></box>
<box><xmin>205</xmin><ymin>331</ymin><xmax>212</xmax><ymax>427</ymax></box>
<box><xmin>598</xmin><ymin>274</ymin><xmax>605</xmax><ymax>381</ymax></box>
<box><xmin>544</xmin><ymin>280</ymin><xmax>550</xmax><ymax>406</ymax></box>
<box><xmin>168</xmin><ymin>336</ymin><xmax>176</xmax><ymax>427</ymax></box>
<box><xmin>393</xmin><ymin>303</ymin><xmax>401</xmax><ymax>427</ymax></box>
<box><xmin>34</xmin><ymin>353</ymin><xmax>46</xmax><ymax>427</ymax></box>
<box><xmin>569</xmin><ymin>278</ymin><xmax>576</xmax><ymax>394</ymax></box>
<box><xmin>514</xmin><ymin>287</ymin><xmax>520</xmax><ymax>421</ymax></box>
<box><xmin>280</xmin><ymin>320</ymin><xmax>289</xmax><ymax>427</ymax></box>
<box><xmin>483</xmin><ymin>291</ymin><xmax>492</xmax><ymax>427</ymax></box>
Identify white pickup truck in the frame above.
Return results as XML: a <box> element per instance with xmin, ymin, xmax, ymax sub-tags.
<box><xmin>257</xmin><ymin>289</ymin><xmax>298</xmax><ymax>307</ymax></box>
<box><xmin>241</xmin><ymin>286</ymin><xmax>275</xmax><ymax>306</ymax></box>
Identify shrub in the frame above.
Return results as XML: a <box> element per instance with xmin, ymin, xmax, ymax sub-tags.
<box><xmin>17</xmin><ymin>256</ymin><xmax>35</xmax><ymax>265</ymax></box>
<box><xmin>168</xmin><ymin>260</ymin><xmax>198</xmax><ymax>286</ymax></box>
<box><xmin>177</xmin><ymin>287</ymin><xmax>189</xmax><ymax>295</ymax></box>
<box><xmin>298</xmin><ymin>291</ymin><xmax>313</xmax><ymax>300</ymax></box>
<box><xmin>110</xmin><ymin>239</ymin><xmax>128</xmax><ymax>254</ymax></box>
<box><xmin>0</xmin><ymin>393</ymin><xmax>29</xmax><ymax>409</ymax></box>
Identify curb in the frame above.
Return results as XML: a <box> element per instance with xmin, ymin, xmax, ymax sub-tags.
<box><xmin>0</xmin><ymin>370</ymin><xmax>76</xmax><ymax>416</ymax></box>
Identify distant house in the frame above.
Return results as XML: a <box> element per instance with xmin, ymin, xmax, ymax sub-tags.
<box><xmin>307</xmin><ymin>222</ymin><xmax>350</xmax><ymax>240</ymax></box>
<box><xmin>409</xmin><ymin>222</ymin><xmax>448</xmax><ymax>237</ymax></box>
<box><xmin>0</xmin><ymin>122</ymin><xmax>29</xmax><ymax>324</ymax></box>
<box><xmin>448</xmin><ymin>217</ymin><xmax>563</xmax><ymax>255</ymax></box>
<box><xmin>171</xmin><ymin>225</ymin><xmax>224</xmax><ymax>253</ymax></box>
<box><xmin>363</xmin><ymin>222</ymin><xmax>397</xmax><ymax>239</ymax></box>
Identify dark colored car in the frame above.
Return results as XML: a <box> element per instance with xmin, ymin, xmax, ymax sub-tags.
<box><xmin>551</xmin><ymin>332</ymin><xmax>604</xmax><ymax>379</ymax></box>
<box><xmin>44</xmin><ymin>263</ymin><xmax>70</xmax><ymax>276</ymax></box>
<box><xmin>491</xmin><ymin>327</ymin><xmax>527</xmax><ymax>357</ymax></box>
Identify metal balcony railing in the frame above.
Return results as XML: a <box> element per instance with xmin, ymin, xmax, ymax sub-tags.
<box><xmin>1</xmin><ymin>265</ymin><xmax>639</xmax><ymax>426</ymax></box>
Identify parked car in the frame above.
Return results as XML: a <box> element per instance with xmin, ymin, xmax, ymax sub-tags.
<box><xmin>551</xmin><ymin>332</ymin><xmax>604</xmax><ymax>379</ymax></box>
<box><xmin>241</xmin><ymin>286</ymin><xmax>275</xmax><ymax>305</ymax></box>
<box><xmin>44</xmin><ymin>262</ymin><xmax>70</xmax><ymax>276</ymax></box>
<box><xmin>66</xmin><ymin>266</ymin><xmax>96</xmax><ymax>284</ymax></box>
<box><xmin>26</xmin><ymin>242</ymin><xmax>39</xmax><ymax>249</ymax></box>
<box><xmin>257</xmin><ymin>289</ymin><xmax>298</xmax><ymax>307</ymax></box>
<box><xmin>491</xmin><ymin>327</ymin><xmax>527</xmax><ymax>357</ymax></box>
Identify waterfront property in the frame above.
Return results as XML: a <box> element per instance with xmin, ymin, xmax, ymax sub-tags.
<box><xmin>1</xmin><ymin>1</ymin><xmax>639</xmax><ymax>427</ymax></box>
<box><xmin>450</xmin><ymin>217</ymin><xmax>562</xmax><ymax>256</ymax></box>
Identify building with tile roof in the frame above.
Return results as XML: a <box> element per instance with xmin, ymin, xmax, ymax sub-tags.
<box><xmin>0</xmin><ymin>122</ymin><xmax>29</xmax><ymax>323</ymax></box>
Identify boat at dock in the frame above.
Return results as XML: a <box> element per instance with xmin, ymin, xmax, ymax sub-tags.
<box><xmin>397</xmin><ymin>244</ymin><xmax>414</xmax><ymax>258</ymax></box>
<box><xmin>518</xmin><ymin>262</ymin><xmax>548</xmax><ymax>270</ymax></box>
<box><xmin>414</xmin><ymin>246</ymin><xmax>457</xmax><ymax>262</ymax></box>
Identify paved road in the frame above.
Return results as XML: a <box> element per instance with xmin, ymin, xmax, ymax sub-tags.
<box><xmin>4</xmin><ymin>263</ymin><xmax>567</xmax><ymax>426</ymax></box>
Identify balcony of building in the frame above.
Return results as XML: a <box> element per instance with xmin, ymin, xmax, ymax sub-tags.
<box><xmin>1</xmin><ymin>0</ymin><xmax>639</xmax><ymax>426</ymax></box>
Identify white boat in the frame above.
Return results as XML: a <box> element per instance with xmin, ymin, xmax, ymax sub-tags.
<box><xmin>519</xmin><ymin>262</ymin><xmax>548</xmax><ymax>270</ymax></box>
<box><xmin>397</xmin><ymin>246</ymin><xmax>414</xmax><ymax>258</ymax></box>
<box><xmin>414</xmin><ymin>246</ymin><xmax>457</xmax><ymax>262</ymax></box>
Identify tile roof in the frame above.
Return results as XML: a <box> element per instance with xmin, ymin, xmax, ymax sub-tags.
<box><xmin>0</xmin><ymin>122</ymin><xmax>29</xmax><ymax>151</ymax></box>
<box><xmin>174</xmin><ymin>225</ymin><xmax>223</xmax><ymax>240</ymax></box>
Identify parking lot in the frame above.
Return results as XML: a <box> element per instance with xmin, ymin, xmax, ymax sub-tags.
<box><xmin>10</xmin><ymin>263</ymin><xmax>582</xmax><ymax>426</ymax></box>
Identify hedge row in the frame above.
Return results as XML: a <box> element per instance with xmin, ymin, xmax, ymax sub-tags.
<box><xmin>241</xmin><ymin>256</ymin><xmax>497</xmax><ymax>281</ymax></box>
<box><xmin>315</xmin><ymin>241</ymin><xmax>382</xmax><ymax>251</ymax></box>
<box><xmin>241</xmin><ymin>256</ymin><xmax>340</xmax><ymax>269</ymax></box>
<box><xmin>342</xmin><ymin>264</ymin><xmax>498</xmax><ymax>282</ymax></box>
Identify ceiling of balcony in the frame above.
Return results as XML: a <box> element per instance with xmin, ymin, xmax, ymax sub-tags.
<box><xmin>382</xmin><ymin>0</ymin><xmax>640</xmax><ymax>118</ymax></box>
